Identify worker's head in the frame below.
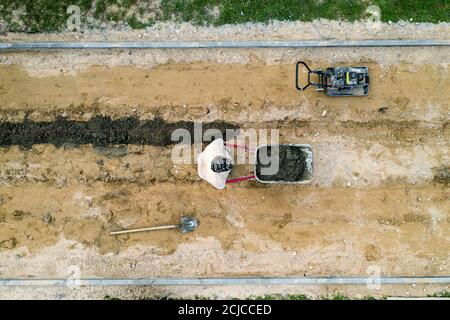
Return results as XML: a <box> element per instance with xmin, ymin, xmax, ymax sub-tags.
<box><xmin>211</xmin><ymin>156</ymin><xmax>233</xmax><ymax>173</ymax></box>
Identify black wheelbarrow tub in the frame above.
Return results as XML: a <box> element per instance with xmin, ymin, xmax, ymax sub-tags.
<box><xmin>254</xmin><ymin>144</ymin><xmax>313</xmax><ymax>184</ymax></box>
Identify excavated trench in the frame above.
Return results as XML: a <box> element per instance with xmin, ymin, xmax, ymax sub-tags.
<box><xmin>0</xmin><ymin>116</ymin><xmax>238</xmax><ymax>148</ymax></box>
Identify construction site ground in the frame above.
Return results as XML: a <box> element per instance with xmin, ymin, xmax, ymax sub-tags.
<box><xmin>0</xmin><ymin>27</ymin><xmax>448</xmax><ymax>299</ymax></box>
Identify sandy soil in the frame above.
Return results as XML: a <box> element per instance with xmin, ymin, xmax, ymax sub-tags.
<box><xmin>0</xmin><ymin>44</ymin><xmax>448</xmax><ymax>299</ymax></box>
<box><xmin>0</xmin><ymin>60</ymin><xmax>448</xmax><ymax>123</ymax></box>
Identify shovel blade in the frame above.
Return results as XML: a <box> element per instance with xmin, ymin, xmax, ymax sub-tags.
<box><xmin>180</xmin><ymin>217</ymin><xmax>199</xmax><ymax>234</ymax></box>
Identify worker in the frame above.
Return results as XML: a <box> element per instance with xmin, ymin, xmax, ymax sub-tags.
<box><xmin>197</xmin><ymin>138</ymin><xmax>233</xmax><ymax>189</ymax></box>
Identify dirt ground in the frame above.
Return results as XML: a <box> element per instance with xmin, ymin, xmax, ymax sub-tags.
<box><xmin>0</xmin><ymin>45</ymin><xmax>448</xmax><ymax>299</ymax></box>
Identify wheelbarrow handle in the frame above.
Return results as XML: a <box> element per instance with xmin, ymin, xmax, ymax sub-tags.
<box><xmin>224</xmin><ymin>143</ymin><xmax>255</xmax><ymax>152</ymax></box>
<box><xmin>226</xmin><ymin>175</ymin><xmax>256</xmax><ymax>184</ymax></box>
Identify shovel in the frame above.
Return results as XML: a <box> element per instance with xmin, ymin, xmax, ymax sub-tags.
<box><xmin>110</xmin><ymin>216</ymin><xmax>199</xmax><ymax>236</ymax></box>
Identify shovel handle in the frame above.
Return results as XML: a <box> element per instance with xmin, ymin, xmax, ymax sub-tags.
<box><xmin>110</xmin><ymin>224</ymin><xmax>179</xmax><ymax>236</ymax></box>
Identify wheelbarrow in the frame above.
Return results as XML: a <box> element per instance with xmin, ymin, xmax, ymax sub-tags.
<box><xmin>225</xmin><ymin>144</ymin><xmax>313</xmax><ymax>185</ymax></box>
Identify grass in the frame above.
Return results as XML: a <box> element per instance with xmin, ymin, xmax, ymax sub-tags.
<box><xmin>428</xmin><ymin>290</ymin><xmax>450</xmax><ymax>298</ymax></box>
<box><xmin>0</xmin><ymin>0</ymin><xmax>92</xmax><ymax>32</ymax></box>
<box><xmin>0</xmin><ymin>0</ymin><xmax>448</xmax><ymax>32</ymax></box>
<box><xmin>105</xmin><ymin>291</ymin><xmax>450</xmax><ymax>300</ymax></box>
<box><xmin>105</xmin><ymin>293</ymin><xmax>391</xmax><ymax>300</ymax></box>
<box><xmin>433</xmin><ymin>165</ymin><xmax>450</xmax><ymax>187</ymax></box>
<box><xmin>104</xmin><ymin>294</ymin><xmax>121</xmax><ymax>300</ymax></box>
<box><xmin>251</xmin><ymin>294</ymin><xmax>310</xmax><ymax>300</ymax></box>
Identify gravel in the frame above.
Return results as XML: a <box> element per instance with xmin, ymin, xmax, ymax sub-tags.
<box><xmin>2</xmin><ymin>20</ymin><xmax>449</xmax><ymax>43</ymax></box>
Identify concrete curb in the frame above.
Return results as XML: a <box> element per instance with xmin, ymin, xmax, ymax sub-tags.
<box><xmin>0</xmin><ymin>39</ymin><xmax>449</xmax><ymax>51</ymax></box>
<box><xmin>1</xmin><ymin>276</ymin><xmax>449</xmax><ymax>286</ymax></box>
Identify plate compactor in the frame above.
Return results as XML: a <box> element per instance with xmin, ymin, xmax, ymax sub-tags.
<box><xmin>296</xmin><ymin>61</ymin><xmax>369</xmax><ymax>97</ymax></box>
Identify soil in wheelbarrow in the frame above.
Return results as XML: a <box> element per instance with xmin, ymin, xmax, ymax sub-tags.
<box><xmin>255</xmin><ymin>145</ymin><xmax>309</xmax><ymax>182</ymax></box>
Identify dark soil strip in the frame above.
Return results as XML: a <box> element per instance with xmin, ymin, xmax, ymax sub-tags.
<box><xmin>0</xmin><ymin>116</ymin><xmax>239</xmax><ymax>148</ymax></box>
<box><xmin>433</xmin><ymin>165</ymin><xmax>450</xmax><ymax>187</ymax></box>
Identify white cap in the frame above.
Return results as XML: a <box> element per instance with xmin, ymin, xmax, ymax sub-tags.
<box><xmin>197</xmin><ymin>138</ymin><xmax>233</xmax><ymax>189</ymax></box>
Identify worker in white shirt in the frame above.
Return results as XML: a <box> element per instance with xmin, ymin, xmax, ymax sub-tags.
<box><xmin>197</xmin><ymin>138</ymin><xmax>233</xmax><ymax>189</ymax></box>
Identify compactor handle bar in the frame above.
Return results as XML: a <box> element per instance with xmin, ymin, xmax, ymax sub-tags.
<box><xmin>295</xmin><ymin>61</ymin><xmax>312</xmax><ymax>91</ymax></box>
